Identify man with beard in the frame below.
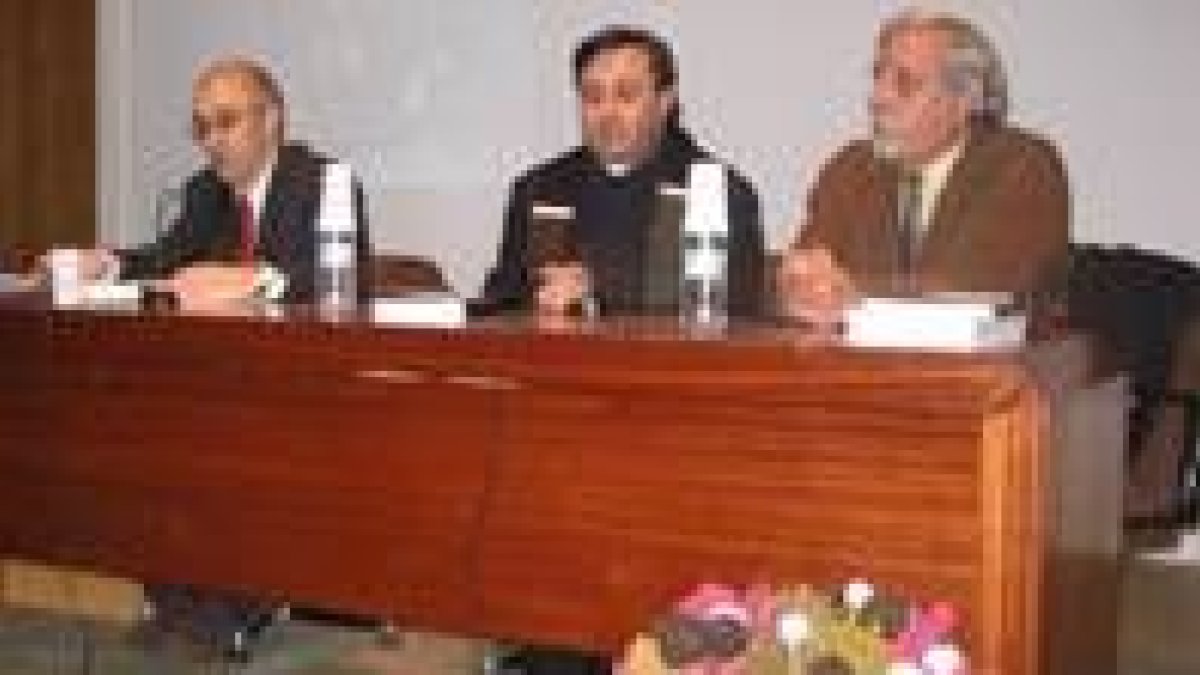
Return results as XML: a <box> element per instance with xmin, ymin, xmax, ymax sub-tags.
<box><xmin>779</xmin><ymin>10</ymin><xmax>1068</xmax><ymax>323</ymax></box>
<box><xmin>482</xmin><ymin>26</ymin><xmax>765</xmax><ymax>318</ymax></box>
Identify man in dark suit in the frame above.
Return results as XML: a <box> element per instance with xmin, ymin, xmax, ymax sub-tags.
<box><xmin>64</xmin><ymin>57</ymin><xmax>370</xmax><ymax>304</ymax></box>
<box><xmin>780</xmin><ymin>10</ymin><xmax>1069</xmax><ymax>322</ymax></box>
<box><xmin>59</xmin><ymin>57</ymin><xmax>372</xmax><ymax>659</ymax></box>
<box><xmin>482</xmin><ymin>26</ymin><xmax>765</xmax><ymax>318</ymax></box>
<box><xmin>483</xmin><ymin>27</ymin><xmax>765</xmax><ymax>675</ymax></box>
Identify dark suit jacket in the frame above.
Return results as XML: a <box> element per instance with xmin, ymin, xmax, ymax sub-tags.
<box><xmin>796</xmin><ymin>124</ymin><xmax>1069</xmax><ymax>294</ymax></box>
<box><xmin>482</xmin><ymin>128</ymin><xmax>766</xmax><ymax>316</ymax></box>
<box><xmin>120</xmin><ymin>143</ymin><xmax>372</xmax><ymax>302</ymax></box>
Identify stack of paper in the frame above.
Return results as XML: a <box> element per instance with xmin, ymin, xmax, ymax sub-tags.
<box><xmin>81</xmin><ymin>282</ymin><xmax>144</xmax><ymax>304</ymax></box>
<box><xmin>372</xmin><ymin>292</ymin><xmax>466</xmax><ymax>327</ymax></box>
<box><xmin>844</xmin><ymin>296</ymin><xmax>1025</xmax><ymax>349</ymax></box>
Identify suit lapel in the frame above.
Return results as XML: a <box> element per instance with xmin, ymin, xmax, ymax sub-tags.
<box><xmin>918</xmin><ymin>134</ymin><xmax>991</xmax><ymax>272</ymax></box>
<box><xmin>258</xmin><ymin>146</ymin><xmax>297</xmax><ymax>259</ymax></box>
<box><xmin>869</xmin><ymin>158</ymin><xmax>903</xmax><ymax>279</ymax></box>
<box><xmin>204</xmin><ymin>178</ymin><xmax>242</xmax><ymax>263</ymax></box>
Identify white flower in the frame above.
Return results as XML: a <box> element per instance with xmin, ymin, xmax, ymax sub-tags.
<box><xmin>922</xmin><ymin>643</ymin><xmax>966</xmax><ymax>674</ymax></box>
<box><xmin>843</xmin><ymin>579</ymin><xmax>874</xmax><ymax>611</ymax></box>
<box><xmin>775</xmin><ymin>610</ymin><xmax>810</xmax><ymax>647</ymax></box>
<box><xmin>887</xmin><ymin>662</ymin><xmax>923</xmax><ymax>675</ymax></box>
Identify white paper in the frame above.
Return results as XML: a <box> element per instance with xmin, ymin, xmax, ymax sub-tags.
<box><xmin>80</xmin><ymin>282</ymin><xmax>143</xmax><ymax>304</ymax></box>
<box><xmin>371</xmin><ymin>293</ymin><xmax>466</xmax><ymax>327</ymax></box>
<box><xmin>845</xmin><ymin>297</ymin><xmax>1025</xmax><ymax>349</ymax></box>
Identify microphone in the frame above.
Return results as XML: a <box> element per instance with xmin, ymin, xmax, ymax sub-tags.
<box><xmin>152</xmin><ymin>183</ymin><xmax>185</xmax><ymax>242</ymax></box>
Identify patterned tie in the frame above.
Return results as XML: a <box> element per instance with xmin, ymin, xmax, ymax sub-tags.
<box><xmin>896</xmin><ymin>171</ymin><xmax>923</xmax><ymax>282</ymax></box>
<box><xmin>237</xmin><ymin>195</ymin><xmax>255</xmax><ymax>264</ymax></box>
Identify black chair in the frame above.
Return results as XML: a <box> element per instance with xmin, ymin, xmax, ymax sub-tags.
<box><xmin>1065</xmin><ymin>243</ymin><xmax>1200</xmax><ymax>527</ymax></box>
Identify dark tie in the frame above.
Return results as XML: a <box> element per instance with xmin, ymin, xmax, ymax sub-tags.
<box><xmin>896</xmin><ymin>171</ymin><xmax>923</xmax><ymax>282</ymax></box>
<box><xmin>237</xmin><ymin>195</ymin><xmax>255</xmax><ymax>264</ymax></box>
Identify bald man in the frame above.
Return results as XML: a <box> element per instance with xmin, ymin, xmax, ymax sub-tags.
<box><xmin>83</xmin><ymin>58</ymin><xmax>373</xmax><ymax>659</ymax></box>
<box><xmin>66</xmin><ymin>57</ymin><xmax>371</xmax><ymax>304</ymax></box>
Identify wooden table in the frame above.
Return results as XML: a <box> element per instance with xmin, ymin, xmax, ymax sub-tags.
<box><xmin>0</xmin><ymin>298</ymin><xmax>1125</xmax><ymax>674</ymax></box>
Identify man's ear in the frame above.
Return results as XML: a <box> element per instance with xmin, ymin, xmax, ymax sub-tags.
<box><xmin>656</xmin><ymin>86</ymin><xmax>678</xmax><ymax>121</ymax></box>
<box><xmin>264</xmin><ymin>103</ymin><xmax>283</xmax><ymax>140</ymax></box>
<box><xmin>952</xmin><ymin>91</ymin><xmax>976</xmax><ymax>124</ymax></box>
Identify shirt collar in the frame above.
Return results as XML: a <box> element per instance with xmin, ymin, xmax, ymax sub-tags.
<box><xmin>919</xmin><ymin>140</ymin><xmax>964</xmax><ymax>192</ymax></box>
<box><xmin>905</xmin><ymin>139</ymin><xmax>965</xmax><ymax>240</ymax></box>
<box><xmin>604</xmin><ymin>163</ymin><xmax>631</xmax><ymax>178</ymax></box>
<box><xmin>239</xmin><ymin>150</ymin><xmax>278</xmax><ymax>223</ymax></box>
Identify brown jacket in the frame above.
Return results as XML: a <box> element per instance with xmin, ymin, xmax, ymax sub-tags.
<box><xmin>796</xmin><ymin>124</ymin><xmax>1070</xmax><ymax>294</ymax></box>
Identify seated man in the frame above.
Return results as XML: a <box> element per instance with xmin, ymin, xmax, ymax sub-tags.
<box><xmin>780</xmin><ymin>10</ymin><xmax>1069</xmax><ymax>323</ymax></box>
<box><xmin>49</xmin><ymin>56</ymin><xmax>371</xmax><ymax>306</ymax></box>
<box><xmin>482</xmin><ymin>25</ymin><xmax>766</xmax><ymax>318</ymax></box>
<box><xmin>482</xmin><ymin>26</ymin><xmax>765</xmax><ymax>674</ymax></box>
<box><xmin>43</xmin><ymin>56</ymin><xmax>372</xmax><ymax>658</ymax></box>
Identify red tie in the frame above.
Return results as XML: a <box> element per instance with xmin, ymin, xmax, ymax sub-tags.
<box><xmin>237</xmin><ymin>195</ymin><xmax>255</xmax><ymax>264</ymax></box>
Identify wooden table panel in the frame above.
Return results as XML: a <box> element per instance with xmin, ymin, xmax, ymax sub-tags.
<box><xmin>0</xmin><ymin>299</ymin><xmax>1124</xmax><ymax>674</ymax></box>
<box><xmin>479</xmin><ymin>382</ymin><xmax>988</xmax><ymax>649</ymax></box>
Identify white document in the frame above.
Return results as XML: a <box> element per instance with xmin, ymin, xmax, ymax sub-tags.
<box><xmin>80</xmin><ymin>282</ymin><xmax>144</xmax><ymax>305</ymax></box>
<box><xmin>844</xmin><ymin>296</ymin><xmax>1026</xmax><ymax>349</ymax></box>
<box><xmin>371</xmin><ymin>293</ymin><xmax>466</xmax><ymax>327</ymax></box>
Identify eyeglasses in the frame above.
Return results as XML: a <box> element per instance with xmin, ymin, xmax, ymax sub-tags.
<box><xmin>191</xmin><ymin>104</ymin><xmax>263</xmax><ymax>141</ymax></box>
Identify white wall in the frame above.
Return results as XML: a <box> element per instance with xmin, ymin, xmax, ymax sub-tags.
<box><xmin>99</xmin><ymin>0</ymin><xmax>1200</xmax><ymax>296</ymax></box>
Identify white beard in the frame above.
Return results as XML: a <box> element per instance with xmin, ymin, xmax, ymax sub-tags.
<box><xmin>871</xmin><ymin>123</ymin><xmax>903</xmax><ymax>162</ymax></box>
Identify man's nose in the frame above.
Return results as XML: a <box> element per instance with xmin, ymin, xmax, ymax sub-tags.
<box><xmin>199</xmin><ymin>131</ymin><xmax>226</xmax><ymax>154</ymax></box>
<box><xmin>869</xmin><ymin>85</ymin><xmax>896</xmax><ymax>117</ymax></box>
<box><xmin>593</xmin><ymin>97</ymin><xmax>621</xmax><ymax>123</ymax></box>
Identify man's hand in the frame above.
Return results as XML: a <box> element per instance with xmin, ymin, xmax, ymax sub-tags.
<box><xmin>534</xmin><ymin>261</ymin><xmax>590</xmax><ymax>315</ymax></box>
<box><xmin>777</xmin><ymin>246</ymin><xmax>857</xmax><ymax>325</ymax></box>
<box><xmin>163</xmin><ymin>263</ymin><xmax>257</xmax><ymax>309</ymax></box>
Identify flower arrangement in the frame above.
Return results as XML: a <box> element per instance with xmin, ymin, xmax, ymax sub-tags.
<box><xmin>615</xmin><ymin>581</ymin><xmax>968</xmax><ymax>675</ymax></box>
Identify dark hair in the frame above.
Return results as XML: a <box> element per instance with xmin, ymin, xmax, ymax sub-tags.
<box><xmin>572</xmin><ymin>25</ymin><xmax>678</xmax><ymax>92</ymax></box>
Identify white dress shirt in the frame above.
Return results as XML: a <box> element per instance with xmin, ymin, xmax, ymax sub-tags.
<box><xmin>912</xmin><ymin>141</ymin><xmax>965</xmax><ymax>243</ymax></box>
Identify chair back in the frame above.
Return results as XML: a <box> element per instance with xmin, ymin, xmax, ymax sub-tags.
<box><xmin>1066</xmin><ymin>243</ymin><xmax>1200</xmax><ymax>456</ymax></box>
<box><xmin>370</xmin><ymin>253</ymin><xmax>449</xmax><ymax>296</ymax></box>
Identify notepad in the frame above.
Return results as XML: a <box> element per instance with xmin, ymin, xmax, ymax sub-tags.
<box><xmin>844</xmin><ymin>296</ymin><xmax>1026</xmax><ymax>349</ymax></box>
